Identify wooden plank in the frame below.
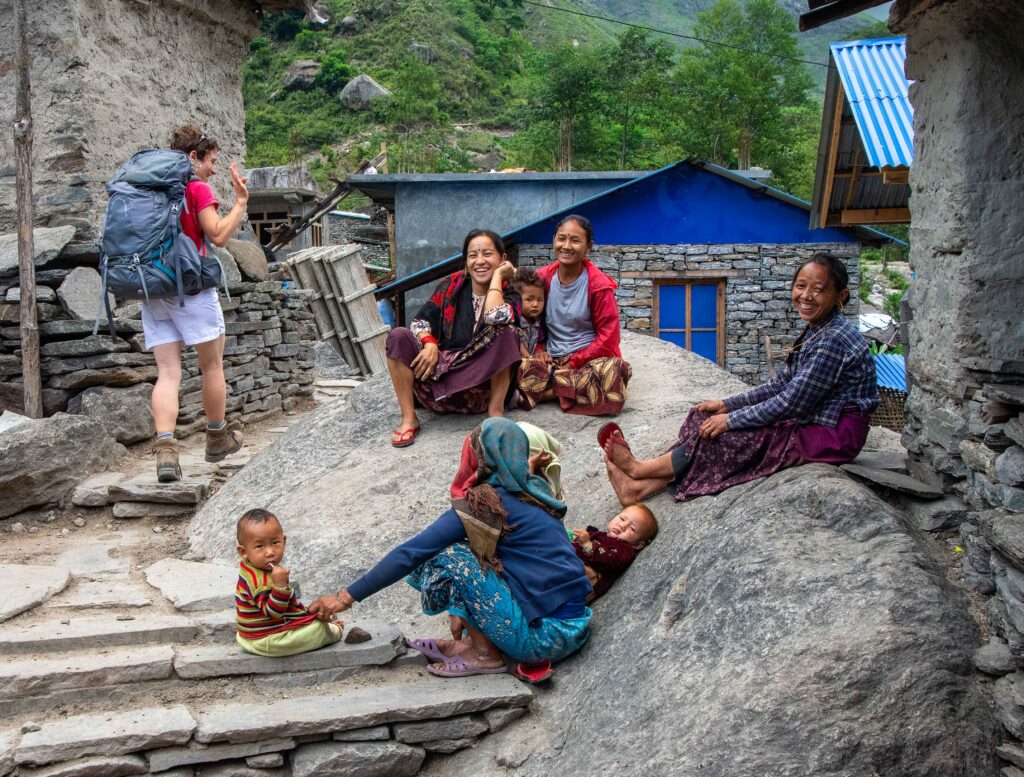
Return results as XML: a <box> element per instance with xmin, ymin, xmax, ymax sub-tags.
<box><xmin>843</xmin><ymin>145</ymin><xmax>862</xmax><ymax>210</ymax></box>
<box><xmin>818</xmin><ymin>80</ymin><xmax>846</xmax><ymax>231</ymax></box>
<box><xmin>882</xmin><ymin>168</ymin><xmax>910</xmax><ymax>185</ymax></box>
<box><xmin>799</xmin><ymin>0</ymin><xmax>889</xmax><ymax>31</ymax></box>
<box><xmin>14</xmin><ymin>0</ymin><xmax>41</xmax><ymax>418</ymax></box>
<box><xmin>839</xmin><ymin>207</ymin><xmax>911</xmax><ymax>225</ymax></box>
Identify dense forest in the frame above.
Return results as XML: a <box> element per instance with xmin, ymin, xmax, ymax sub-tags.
<box><xmin>244</xmin><ymin>0</ymin><xmax>891</xmax><ymax>199</ymax></box>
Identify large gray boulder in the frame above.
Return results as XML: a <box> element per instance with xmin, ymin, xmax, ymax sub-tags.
<box><xmin>282</xmin><ymin>59</ymin><xmax>320</xmax><ymax>91</ymax></box>
<box><xmin>0</xmin><ymin>226</ymin><xmax>76</xmax><ymax>276</ymax></box>
<box><xmin>0</xmin><ymin>413</ymin><xmax>125</xmax><ymax>518</ymax></box>
<box><xmin>339</xmin><ymin>75</ymin><xmax>390</xmax><ymax>111</ymax></box>
<box><xmin>189</xmin><ymin>333</ymin><xmax>997</xmax><ymax>774</ymax></box>
<box><xmin>68</xmin><ymin>382</ymin><xmax>154</xmax><ymax>444</ymax></box>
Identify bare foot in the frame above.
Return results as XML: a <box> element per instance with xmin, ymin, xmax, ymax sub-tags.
<box><xmin>604</xmin><ymin>431</ymin><xmax>640</xmax><ymax>475</ymax></box>
<box><xmin>435</xmin><ymin>637</ymin><xmax>472</xmax><ymax>657</ymax></box>
<box><xmin>605</xmin><ymin>457</ymin><xmax>637</xmax><ymax>506</ymax></box>
<box><xmin>429</xmin><ymin>648</ymin><xmax>505</xmax><ymax>674</ymax></box>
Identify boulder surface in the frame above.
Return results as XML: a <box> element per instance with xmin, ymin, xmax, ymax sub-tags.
<box><xmin>339</xmin><ymin>75</ymin><xmax>390</xmax><ymax>111</ymax></box>
<box><xmin>189</xmin><ymin>333</ymin><xmax>997</xmax><ymax>774</ymax></box>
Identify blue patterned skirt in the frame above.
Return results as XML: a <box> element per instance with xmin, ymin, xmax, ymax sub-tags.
<box><xmin>406</xmin><ymin>542</ymin><xmax>592</xmax><ymax>663</ymax></box>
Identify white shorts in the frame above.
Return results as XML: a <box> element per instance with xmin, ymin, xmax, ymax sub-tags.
<box><xmin>141</xmin><ymin>288</ymin><xmax>225</xmax><ymax>350</ymax></box>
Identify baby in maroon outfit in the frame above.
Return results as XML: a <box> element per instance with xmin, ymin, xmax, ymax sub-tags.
<box><xmin>571</xmin><ymin>503</ymin><xmax>658</xmax><ymax>602</ymax></box>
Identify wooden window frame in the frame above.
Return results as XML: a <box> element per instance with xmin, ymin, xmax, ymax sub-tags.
<box><xmin>653</xmin><ymin>279</ymin><xmax>726</xmax><ymax>366</ymax></box>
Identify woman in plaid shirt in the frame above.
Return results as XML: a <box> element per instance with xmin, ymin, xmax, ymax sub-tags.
<box><xmin>602</xmin><ymin>253</ymin><xmax>880</xmax><ymax>504</ymax></box>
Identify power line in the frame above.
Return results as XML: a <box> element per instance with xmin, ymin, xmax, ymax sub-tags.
<box><xmin>519</xmin><ymin>0</ymin><xmax>831</xmax><ymax>68</ymax></box>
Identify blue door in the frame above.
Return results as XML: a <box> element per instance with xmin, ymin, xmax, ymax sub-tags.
<box><xmin>656</xmin><ymin>282</ymin><xmax>721</xmax><ymax>363</ymax></box>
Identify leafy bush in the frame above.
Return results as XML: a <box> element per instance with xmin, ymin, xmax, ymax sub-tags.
<box><xmin>883</xmin><ymin>290</ymin><xmax>904</xmax><ymax>322</ymax></box>
<box><xmin>294</xmin><ymin>29</ymin><xmax>329</xmax><ymax>53</ymax></box>
<box><xmin>317</xmin><ymin>48</ymin><xmax>355</xmax><ymax>92</ymax></box>
<box><xmin>861</xmin><ymin>248</ymin><xmax>882</xmax><ymax>263</ymax></box>
<box><xmin>884</xmin><ymin>268</ymin><xmax>909</xmax><ymax>291</ymax></box>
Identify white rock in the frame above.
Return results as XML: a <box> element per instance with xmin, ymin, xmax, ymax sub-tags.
<box><xmin>15</xmin><ymin>706</ymin><xmax>195</xmax><ymax>767</ymax></box>
<box><xmin>144</xmin><ymin>558</ymin><xmax>237</xmax><ymax>612</ymax></box>
<box><xmin>0</xmin><ymin>411</ymin><xmax>31</xmax><ymax>434</ymax></box>
<box><xmin>57</xmin><ymin>267</ymin><xmax>113</xmax><ymax>322</ymax></box>
<box><xmin>0</xmin><ymin>564</ymin><xmax>70</xmax><ymax>623</ymax></box>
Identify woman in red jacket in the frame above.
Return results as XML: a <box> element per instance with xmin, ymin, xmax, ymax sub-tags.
<box><xmin>517</xmin><ymin>215</ymin><xmax>631</xmax><ymax>415</ymax></box>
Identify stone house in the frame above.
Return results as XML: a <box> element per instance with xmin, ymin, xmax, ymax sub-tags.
<box><xmin>246</xmin><ymin>166</ymin><xmax>325</xmax><ymax>256</ymax></box>
<box><xmin>506</xmin><ymin>159</ymin><xmax>891</xmax><ymax>382</ymax></box>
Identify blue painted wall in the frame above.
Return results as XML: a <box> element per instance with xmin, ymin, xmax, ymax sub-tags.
<box><xmin>511</xmin><ymin>164</ymin><xmax>860</xmax><ymax>246</ymax></box>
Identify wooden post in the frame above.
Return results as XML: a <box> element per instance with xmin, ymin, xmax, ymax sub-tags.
<box><xmin>13</xmin><ymin>0</ymin><xmax>42</xmax><ymax>419</ymax></box>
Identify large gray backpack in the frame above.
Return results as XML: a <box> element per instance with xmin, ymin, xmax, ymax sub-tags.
<box><xmin>94</xmin><ymin>149</ymin><xmax>226</xmax><ymax>336</ymax></box>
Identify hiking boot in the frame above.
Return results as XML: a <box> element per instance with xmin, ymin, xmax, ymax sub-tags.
<box><xmin>205</xmin><ymin>425</ymin><xmax>244</xmax><ymax>463</ymax></box>
<box><xmin>153</xmin><ymin>437</ymin><xmax>181</xmax><ymax>483</ymax></box>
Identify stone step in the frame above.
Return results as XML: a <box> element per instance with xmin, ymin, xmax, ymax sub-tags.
<box><xmin>0</xmin><ymin>613</ymin><xmax>199</xmax><ymax>655</ymax></box>
<box><xmin>194</xmin><ymin>675</ymin><xmax>532</xmax><ymax>744</ymax></box>
<box><xmin>43</xmin><ymin>580</ymin><xmax>154</xmax><ymax>610</ymax></box>
<box><xmin>173</xmin><ymin>620</ymin><xmax>403</xmax><ymax>679</ymax></box>
<box><xmin>108</xmin><ymin>478</ymin><xmax>209</xmax><ymax>505</ymax></box>
<box><xmin>0</xmin><ymin>645</ymin><xmax>174</xmax><ymax>701</ymax></box>
<box><xmin>143</xmin><ymin>559</ymin><xmax>237</xmax><ymax>612</ymax></box>
<box><xmin>840</xmin><ymin>463</ymin><xmax>945</xmax><ymax>499</ymax></box>
<box><xmin>1</xmin><ymin>564</ymin><xmax>71</xmax><ymax>624</ymax></box>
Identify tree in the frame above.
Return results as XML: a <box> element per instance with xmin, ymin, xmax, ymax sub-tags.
<box><xmin>530</xmin><ymin>45</ymin><xmax>605</xmax><ymax>171</ymax></box>
<box><xmin>603</xmin><ymin>29</ymin><xmax>674</xmax><ymax>169</ymax></box>
<box><xmin>671</xmin><ymin>0</ymin><xmax>814</xmax><ymax>185</ymax></box>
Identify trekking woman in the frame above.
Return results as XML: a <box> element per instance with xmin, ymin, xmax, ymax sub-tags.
<box><xmin>308</xmin><ymin>418</ymin><xmax>592</xmax><ymax>677</ymax></box>
<box><xmin>147</xmin><ymin>124</ymin><xmax>246</xmax><ymax>481</ymax></box>
<box><xmin>517</xmin><ymin>215</ymin><xmax>631</xmax><ymax>415</ymax></box>
<box><xmin>384</xmin><ymin>229</ymin><xmax>522</xmax><ymax>448</ymax></box>
<box><xmin>601</xmin><ymin>252</ymin><xmax>879</xmax><ymax>504</ymax></box>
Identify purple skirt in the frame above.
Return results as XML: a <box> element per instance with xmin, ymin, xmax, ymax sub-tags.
<box><xmin>386</xmin><ymin>326</ymin><xmax>521</xmax><ymax>415</ymax></box>
<box><xmin>669</xmin><ymin>408</ymin><xmax>870</xmax><ymax>501</ymax></box>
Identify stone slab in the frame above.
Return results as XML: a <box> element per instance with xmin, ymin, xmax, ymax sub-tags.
<box><xmin>0</xmin><ymin>613</ymin><xmax>198</xmax><ymax>655</ymax></box>
<box><xmin>0</xmin><ymin>226</ymin><xmax>76</xmax><ymax>276</ymax></box>
<box><xmin>191</xmin><ymin>611</ymin><xmax>237</xmax><ymax>640</ymax></box>
<box><xmin>392</xmin><ymin>715</ymin><xmax>487</xmax><ymax>744</ymax></box>
<box><xmin>421</xmin><ymin>737</ymin><xmax>476</xmax><ymax>753</ymax></box>
<box><xmin>900</xmin><ymin>494</ymin><xmax>971</xmax><ymax>532</ymax></box>
<box><xmin>245</xmin><ymin>753</ymin><xmax>284</xmax><ymax>768</ymax></box>
<box><xmin>5</xmin><ymin>285</ymin><xmax>57</xmax><ymax>303</ymax></box>
<box><xmin>840</xmin><ymin>464</ymin><xmax>944</xmax><ymax>498</ymax></box>
<box><xmin>0</xmin><ymin>644</ymin><xmax>174</xmax><ymax>700</ymax></box>
<box><xmin>983</xmin><ymin>512</ymin><xmax>1024</xmax><ymax>570</ymax></box>
<box><xmin>146</xmin><ymin>737</ymin><xmax>294</xmax><ymax>772</ymax></box>
<box><xmin>997</xmin><ymin>742</ymin><xmax>1024</xmax><ymax>769</ymax></box>
<box><xmin>58</xmin><ymin>267</ymin><xmax>113</xmax><ymax>322</ymax></box>
<box><xmin>194</xmin><ymin>676</ymin><xmax>532</xmax><ymax>744</ymax></box>
<box><xmin>483</xmin><ymin>706</ymin><xmax>526</xmax><ymax>732</ymax></box>
<box><xmin>113</xmin><ymin>502</ymin><xmax>195</xmax><ymax>519</ymax></box>
<box><xmin>19</xmin><ymin>754</ymin><xmax>147</xmax><ymax>777</ymax></box>
<box><xmin>55</xmin><ymin>543</ymin><xmax>128</xmax><ymax>581</ymax></box>
<box><xmin>850</xmin><ymin>449</ymin><xmax>908</xmax><ymax>472</ymax></box>
<box><xmin>331</xmin><ymin>726</ymin><xmax>390</xmax><ymax>742</ymax></box>
<box><xmin>192</xmin><ymin>764</ymin><xmax>287</xmax><ymax>777</ymax></box>
<box><xmin>0</xmin><ymin>564</ymin><xmax>71</xmax><ymax>623</ymax></box>
<box><xmin>975</xmin><ymin>638</ymin><xmax>1015</xmax><ymax>676</ymax></box>
<box><xmin>0</xmin><ymin>731</ymin><xmax>12</xmax><ymax>777</ymax></box>
<box><xmin>0</xmin><ymin>411</ymin><xmax>31</xmax><ymax>434</ymax></box>
<box><xmin>144</xmin><ymin>559</ymin><xmax>237</xmax><ymax>612</ymax></box>
<box><xmin>291</xmin><ymin>741</ymin><xmax>424</xmax><ymax>777</ymax></box>
<box><xmin>71</xmin><ymin>472</ymin><xmax>126</xmax><ymax>507</ymax></box>
<box><xmin>45</xmin><ymin>581</ymin><xmax>153</xmax><ymax>610</ymax></box>
<box><xmin>109</xmin><ymin>479</ymin><xmax>208</xmax><ymax>505</ymax></box>
<box><xmin>16</xmin><ymin>706</ymin><xmax>196</xmax><ymax>767</ymax></box>
<box><xmin>174</xmin><ymin>621</ymin><xmax>402</xmax><ymax>679</ymax></box>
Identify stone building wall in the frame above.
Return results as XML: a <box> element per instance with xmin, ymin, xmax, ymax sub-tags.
<box><xmin>0</xmin><ymin>0</ymin><xmax>264</xmax><ymax>256</ymax></box>
<box><xmin>0</xmin><ymin>281</ymin><xmax>316</xmax><ymax>433</ymax></box>
<box><xmin>516</xmin><ymin>242</ymin><xmax>860</xmax><ymax>383</ymax></box>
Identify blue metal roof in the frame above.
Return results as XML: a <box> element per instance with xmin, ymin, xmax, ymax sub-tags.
<box><xmin>874</xmin><ymin>353</ymin><xmax>907</xmax><ymax>392</ymax></box>
<box><xmin>831</xmin><ymin>37</ymin><xmax>913</xmax><ymax>168</ymax></box>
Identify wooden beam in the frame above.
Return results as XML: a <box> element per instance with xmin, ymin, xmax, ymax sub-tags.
<box><xmin>799</xmin><ymin>0</ymin><xmax>889</xmax><ymax>31</ymax></box>
<box><xmin>839</xmin><ymin>207</ymin><xmax>911</xmax><ymax>225</ymax></box>
<box><xmin>843</xmin><ymin>144</ymin><xmax>862</xmax><ymax>210</ymax></box>
<box><xmin>14</xmin><ymin>0</ymin><xmax>41</xmax><ymax>418</ymax></box>
<box><xmin>882</xmin><ymin>169</ymin><xmax>909</xmax><ymax>185</ymax></box>
<box><xmin>818</xmin><ymin>80</ymin><xmax>845</xmax><ymax>231</ymax></box>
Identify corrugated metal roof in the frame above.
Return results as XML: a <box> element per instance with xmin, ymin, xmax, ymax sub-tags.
<box><xmin>874</xmin><ymin>353</ymin><xmax>907</xmax><ymax>392</ymax></box>
<box><xmin>831</xmin><ymin>37</ymin><xmax>913</xmax><ymax>169</ymax></box>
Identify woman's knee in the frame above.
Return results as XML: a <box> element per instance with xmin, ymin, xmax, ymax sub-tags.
<box><xmin>386</xmin><ymin>327</ymin><xmax>420</xmax><ymax>364</ymax></box>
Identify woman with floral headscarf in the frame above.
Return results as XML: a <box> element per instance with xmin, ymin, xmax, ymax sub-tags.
<box><xmin>308</xmin><ymin>418</ymin><xmax>592</xmax><ymax>677</ymax></box>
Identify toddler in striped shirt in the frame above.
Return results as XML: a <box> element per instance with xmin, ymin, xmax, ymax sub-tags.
<box><xmin>234</xmin><ymin>508</ymin><xmax>341</xmax><ymax>657</ymax></box>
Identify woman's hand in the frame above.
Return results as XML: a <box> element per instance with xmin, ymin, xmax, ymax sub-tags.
<box><xmin>534</xmin><ymin>348</ymin><xmax>553</xmax><ymax>365</ymax></box>
<box><xmin>694</xmin><ymin>399</ymin><xmax>727</xmax><ymax>415</ymax></box>
<box><xmin>410</xmin><ymin>341</ymin><xmax>439</xmax><ymax>381</ymax></box>
<box><xmin>698</xmin><ymin>413</ymin><xmax>730</xmax><ymax>439</ymax></box>
<box><xmin>229</xmin><ymin>162</ymin><xmax>249</xmax><ymax>204</ymax></box>
<box><xmin>495</xmin><ymin>261</ymin><xmax>516</xmax><ymax>284</ymax></box>
<box><xmin>308</xmin><ymin>589</ymin><xmax>354</xmax><ymax>621</ymax></box>
<box><xmin>528</xmin><ymin>449</ymin><xmax>552</xmax><ymax>475</ymax></box>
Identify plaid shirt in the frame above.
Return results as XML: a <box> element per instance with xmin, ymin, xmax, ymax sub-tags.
<box><xmin>725</xmin><ymin>310</ymin><xmax>879</xmax><ymax>430</ymax></box>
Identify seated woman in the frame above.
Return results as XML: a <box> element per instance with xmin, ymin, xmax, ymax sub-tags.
<box><xmin>385</xmin><ymin>229</ymin><xmax>522</xmax><ymax>447</ymax></box>
<box><xmin>603</xmin><ymin>252</ymin><xmax>880</xmax><ymax>504</ymax></box>
<box><xmin>308</xmin><ymin>418</ymin><xmax>592</xmax><ymax>677</ymax></box>
<box><xmin>517</xmin><ymin>215</ymin><xmax>631</xmax><ymax>416</ymax></box>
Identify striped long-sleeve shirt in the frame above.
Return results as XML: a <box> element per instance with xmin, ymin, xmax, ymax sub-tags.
<box><xmin>235</xmin><ymin>561</ymin><xmax>318</xmax><ymax>640</ymax></box>
<box><xmin>724</xmin><ymin>310</ymin><xmax>879</xmax><ymax>430</ymax></box>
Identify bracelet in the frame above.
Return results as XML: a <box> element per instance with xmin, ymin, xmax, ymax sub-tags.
<box><xmin>486</xmin><ymin>288</ymin><xmax>504</xmax><ymax>297</ymax></box>
<box><xmin>419</xmin><ymin>335</ymin><xmax>438</xmax><ymax>346</ymax></box>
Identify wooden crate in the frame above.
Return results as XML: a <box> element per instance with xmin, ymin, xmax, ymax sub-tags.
<box><xmin>283</xmin><ymin>245</ymin><xmax>388</xmax><ymax>376</ymax></box>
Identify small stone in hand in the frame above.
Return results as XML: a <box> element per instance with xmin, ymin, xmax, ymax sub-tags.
<box><xmin>344</xmin><ymin>626</ymin><xmax>372</xmax><ymax>644</ymax></box>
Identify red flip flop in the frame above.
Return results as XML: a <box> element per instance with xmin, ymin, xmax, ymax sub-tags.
<box><xmin>391</xmin><ymin>426</ymin><xmax>420</xmax><ymax>448</ymax></box>
<box><xmin>597</xmin><ymin>422</ymin><xmax>630</xmax><ymax>453</ymax></box>
<box><xmin>514</xmin><ymin>660</ymin><xmax>553</xmax><ymax>684</ymax></box>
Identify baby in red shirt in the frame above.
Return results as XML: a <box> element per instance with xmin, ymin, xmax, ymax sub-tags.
<box><xmin>570</xmin><ymin>503</ymin><xmax>658</xmax><ymax>602</ymax></box>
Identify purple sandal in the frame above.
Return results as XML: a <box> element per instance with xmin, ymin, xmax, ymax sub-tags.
<box><xmin>405</xmin><ymin>637</ymin><xmax>449</xmax><ymax>663</ymax></box>
<box><xmin>426</xmin><ymin>653</ymin><xmax>508</xmax><ymax>678</ymax></box>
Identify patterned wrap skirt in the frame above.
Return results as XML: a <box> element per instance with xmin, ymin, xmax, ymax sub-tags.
<box><xmin>669</xmin><ymin>408</ymin><xmax>870</xmax><ymax>501</ymax></box>
<box><xmin>406</xmin><ymin>542</ymin><xmax>592</xmax><ymax>664</ymax></box>
<box><xmin>386</xmin><ymin>326</ymin><xmax>521</xmax><ymax>414</ymax></box>
<box><xmin>517</xmin><ymin>354</ymin><xmax>631</xmax><ymax>416</ymax></box>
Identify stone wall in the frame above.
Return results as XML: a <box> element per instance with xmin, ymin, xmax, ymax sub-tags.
<box><xmin>516</xmin><ymin>242</ymin><xmax>860</xmax><ymax>383</ymax></box>
<box><xmin>0</xmin><ymin>0</ymin><xmax>262</xmax><ymax>257</ymax></box>
<box><xmin>0</xmin><ymin>281</ymin><xmax>316</xmax><ymax>434</ymax></box>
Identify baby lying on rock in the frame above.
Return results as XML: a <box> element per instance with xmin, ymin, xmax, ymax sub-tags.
<box><xmin>234</xmin><ymin>508</ymin><xmax>347</xmax><ymax>656</ymax></box>
<box><xmin>571</xmin><ymin>503</ymin><xmax>659</xmax><ymax>603</ymax></box>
